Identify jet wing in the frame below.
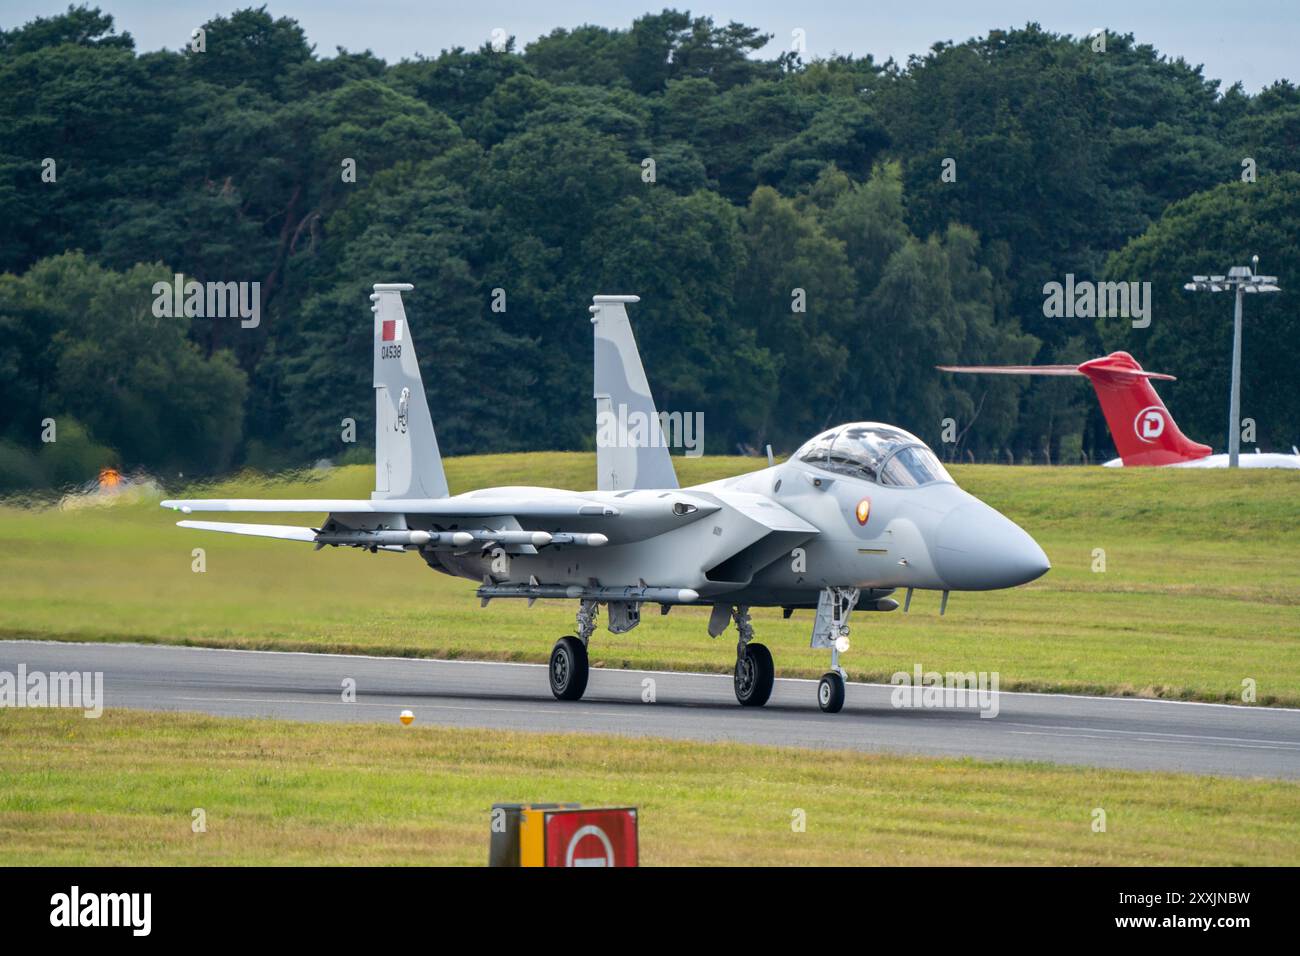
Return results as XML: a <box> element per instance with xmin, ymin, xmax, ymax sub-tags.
<box><xmin>162</xmin><ymin>489</ymin><xmax>721</xmax><ymax>547</ymax></box>
<box><xmin>161</xmin><ymin>496</ymin><xmax>620</xmax><ymax>518</ymax></box>
<box><xmin>177</xmin><ymin>520</ymin><xmax>317</xmax><ymax>541</ymax></box>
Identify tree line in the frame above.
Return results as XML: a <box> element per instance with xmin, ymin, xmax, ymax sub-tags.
<box><xmin>1</xmin><ymin>5</ymin><xmax>1297</xmax><ymax>490</ymax></box>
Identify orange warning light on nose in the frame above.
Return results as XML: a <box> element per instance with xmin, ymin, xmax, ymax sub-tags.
<box><xmin>855</xmin><ymin>498</ymin><xmax>870</xmax><ymax>525</ymax></box>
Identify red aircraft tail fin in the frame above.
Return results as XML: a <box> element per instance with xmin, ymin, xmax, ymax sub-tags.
<box><xmin>1074</xmin><ymin>353</ymin><xmax>1211</xmax><ymax>466</ymax></box>
<box><xmin>937</xmin><ymin>351</ymin><xmax>1213</xmax><ymax>466</ymax></box>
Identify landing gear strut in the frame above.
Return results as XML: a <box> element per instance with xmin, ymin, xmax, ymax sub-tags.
<box><xmin>731</xmin><ymin>605</ymin><xmax>774</xmax><ymax>707</ymax></box>
<box><xmin>549</xmin><ymin>599</ymin><xmax>597</xmax><ymax>701</ymax></box>
<box><xmin>811</xmin><ymin>587</ymin><xmax>859</xmax><ymax>714</ymax></box>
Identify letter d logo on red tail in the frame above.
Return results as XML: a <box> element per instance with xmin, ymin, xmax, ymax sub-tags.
<box><xmin>1134</xmin><ymin>406</ymin><xmax>1166</xmax><ymax>443</ymax></box>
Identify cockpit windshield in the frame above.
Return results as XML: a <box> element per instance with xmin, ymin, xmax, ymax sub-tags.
<box><xmin>878</xmin><ymin>444</ymin><xmax>952</xmax><ymax>486</ymax></box>
<box><xmin>797</xmin><ymin>423</ymin><xmax>953</xmax><ymax>487</ymax></box>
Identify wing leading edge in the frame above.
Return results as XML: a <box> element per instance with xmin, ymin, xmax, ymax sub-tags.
<box><xmin>177</xmin><ymin>520</ymin><xmax>317</xmax><ymax>541</ymax></box>
<box><xmin>161</xmin><ymin>497</ymin><xmax>621</xmax><ymax>517</ymax></box>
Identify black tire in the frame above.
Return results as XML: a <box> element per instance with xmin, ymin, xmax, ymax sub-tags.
<box><xmin>734</xmin><ymin>642</ymin><xmax>774</xmax><ymax>707</ymax></box>
<box><xmin>818</xmin><ymin>671</ymin><xmax>845</xmax><ymax>713</ymax></box>
<box><xmin>549</xmin><ymin>636</ymin><xmax>589</xmax><ymax>701</ymax></box>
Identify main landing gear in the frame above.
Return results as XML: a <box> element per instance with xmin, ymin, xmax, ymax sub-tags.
<box><xmin>549</xmin><ymin>590</ymin><xmax>862</xmax><ymax>714</ymax></box>
<box><xmin>731</xmin><ymin>606</ymin><xmax>774</xmax><ymax>707</ymax></box>
<box><xmin>549</xmin><ymin>636</ymin><xmax>588</xmax><ymax>701</ymax></box>
<box><xmin>549</xmin><ymin>599</ymin><xmax>597</xmax><ymax>701</ymax></box>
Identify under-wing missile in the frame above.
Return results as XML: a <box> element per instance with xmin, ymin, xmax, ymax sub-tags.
<box><xmin>476</xmin><ymin>582</ymin><xmax>699</xmax><ymax>604</ymax></box>
<box><xmin>549</xmin><ymin>533</ymin><xmax>608</xmax><ymax>547</ymax></box>
<box><xmin>314</xmin><ymin>529</ymin><xmax>474</xmax><ymax>548</ymax></box>
<box><xmin>458</xmin><ymin>530</ymin><xmax>608</xmax><ymax>547</ymax></box>
<box><xmin>462</xmin><ymin>530</ymin><xmax>554</xmax><ymax>547</ymax></box>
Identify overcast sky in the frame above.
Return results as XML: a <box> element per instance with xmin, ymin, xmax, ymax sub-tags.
<box><xmin>3</xmin><ymin>0</ymin><xmax>1295</xmax><ymax>92</ymax></box>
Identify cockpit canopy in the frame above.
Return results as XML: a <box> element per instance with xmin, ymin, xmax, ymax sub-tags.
<box><xmin>795</xmin><ymin>423</ymin><xmax>954</xmax><ymax>487</ymax></box>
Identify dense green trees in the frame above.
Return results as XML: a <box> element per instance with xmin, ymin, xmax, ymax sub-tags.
<box><xmin>0</xmin><ymin>253</ymin><xmax>247</xmax><ymax>485</ymax></box>
<box><xmin>0</xmin><ymin>6</ymin><xmax>1296</xmax><ymax>491</ymax></box>
<box><xmin>1102</xmin><ymin>174</ymin><xmax>1300</xmax><ymax>453</ymax></box>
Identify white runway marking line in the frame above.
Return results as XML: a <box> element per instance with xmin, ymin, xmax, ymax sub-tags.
<box><xmin>12</xmin><ymin>639</ymin><xmax>1300</xmax><ymax>714</ymax></box>
<box><xmin>1006</xmin><ymin>731</ymin><xmax>1298</xmax><ymax>752</ymax></box>
<box><xmin>1003</xmin><ymin>721</ymin><xmax>1300</xmax><ymax>748</ymax></box>
<box><xmin>112</xmin><ymin>689</ymin><xmax>1300</xmax><ymax>754</ymax></box>
<box><xmin>138</xmin><ymin>694</ymin><xmax>639</xmax><ymax>720</ymax></box>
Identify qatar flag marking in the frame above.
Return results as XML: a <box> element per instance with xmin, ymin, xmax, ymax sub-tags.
<box><xmin>382</xmin><ymin>319</ymin><xmax>403</xmax><ymax>342</ymax></box>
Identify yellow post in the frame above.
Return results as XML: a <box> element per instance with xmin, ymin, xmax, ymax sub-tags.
<box><xmin>518</xmin><ymin>807</ymin><xmax>546</xmax><ymax>867</ymax></box>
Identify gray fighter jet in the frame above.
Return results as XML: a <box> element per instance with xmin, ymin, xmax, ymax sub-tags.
<box><xmin>163</xmin><ymin>284</ymin><xmax>1049</xmax><ymax>713</ymax></box>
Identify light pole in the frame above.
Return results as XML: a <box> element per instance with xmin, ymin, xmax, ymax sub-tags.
<box><xmin>1183</xmin><ymin>257</ymin><xmax>1280</xmax><ymax>467</ymax></box>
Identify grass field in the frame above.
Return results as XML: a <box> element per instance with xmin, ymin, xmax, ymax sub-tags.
<box><xmin>1</xmin><ymin>453</ymin><xmax>1298</xmax><ymax>705</ymax></box>
<box><xmin>2</xmin><ymin>707</ymin><xmax>1296</xmax><ymax>865</ymax></box>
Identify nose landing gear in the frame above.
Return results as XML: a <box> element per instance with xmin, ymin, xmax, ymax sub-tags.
<box><xmin>817</xmin><ymin>672</ymin><xmax>845</xmax><ymax>712</ymax></box>
<box><xmin>812</xmin><ymin>587</ymin><xmax>859</xmax><ymax>713</ymax></box>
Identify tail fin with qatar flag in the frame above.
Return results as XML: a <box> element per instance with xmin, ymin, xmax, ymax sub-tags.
<box><xmin>370</xmin><ymin>283</ymin><xmax>449</xmax><ymax>499</ymax></box>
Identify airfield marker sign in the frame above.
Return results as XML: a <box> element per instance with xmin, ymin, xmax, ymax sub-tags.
<box><xmin>546</xmin><ymin>810</ymin><xmax>638</xmax><ymax>868</ymax></box>
<box><xmin>513</xmin><ymin>806</ymin><xmax>639</xmax><ymax>867</ymax></box>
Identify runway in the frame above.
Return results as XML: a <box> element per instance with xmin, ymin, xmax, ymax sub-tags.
<box><xmin>3</xmin><ymin>640</ymin><xmax>1299</xmax><ymax>779</ymax></box>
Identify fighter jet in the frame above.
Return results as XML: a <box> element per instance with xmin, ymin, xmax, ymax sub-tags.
<box><xmin>162</xmin><ymin>284</ymin><xmax>1050</xmax><ymax>713</ymax></box>
<box><xmin>939</xmin><ymin>352</ymin><xmax>1300</xmax><ymax>468</ymax></box>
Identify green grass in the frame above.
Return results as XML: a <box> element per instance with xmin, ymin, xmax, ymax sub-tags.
<box><xmin>1</xmin><ymin>453</ymin><xmax>1297</xmax><ymax>705</ymax></box>
<box><xmin>2</xmin><ymin>708</ymin><xmax>1295</xmax><ymax>865</ymax></box>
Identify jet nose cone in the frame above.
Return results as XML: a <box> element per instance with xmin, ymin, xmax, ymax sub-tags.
<box><xmin>933</xmin><ymin>502</ymin><xmax>1050</xmax><ymax>591</ymax></box>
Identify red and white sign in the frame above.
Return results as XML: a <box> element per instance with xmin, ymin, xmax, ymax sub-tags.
<box><xmin>381</xmin><ymin>319</ymin><xmax>403</xmax><ymax>342</ymax></box>
<box><xmin>544</xmin><ymin>808</ymin><xmax>638</xmax><ymax>867</ymax></box>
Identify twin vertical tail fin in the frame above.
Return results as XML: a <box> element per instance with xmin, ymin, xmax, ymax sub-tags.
<box><xmin>370</xmin><ymin>284</ymin><xmax>449</xmax><ymax>499</ymax></box>
<box><xmin>590</xmin><ymin>295</ymin><xmax>679</xmax><ymax>492</ymax></box>
<box><xmin>937</xmin><ymin>351</ymin><xmax>1213</xmax><ymax>467</ymax></box>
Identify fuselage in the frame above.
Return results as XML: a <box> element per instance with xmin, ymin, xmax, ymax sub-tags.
<box><xmin>422</xmin><ymin>423</ymin><xmax>1050</xmax><ymax>607</ymax></box>
<box><xmin>1103</xmin><ymin>452</ymin><xmax>1300</xmax><ymax>469</ymax></box>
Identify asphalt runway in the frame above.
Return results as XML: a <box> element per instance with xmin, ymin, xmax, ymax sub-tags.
<box><xmin>3</xmin><ymin>640</ymin><xmax>1299</xmax><ymax>779</ymax></box>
